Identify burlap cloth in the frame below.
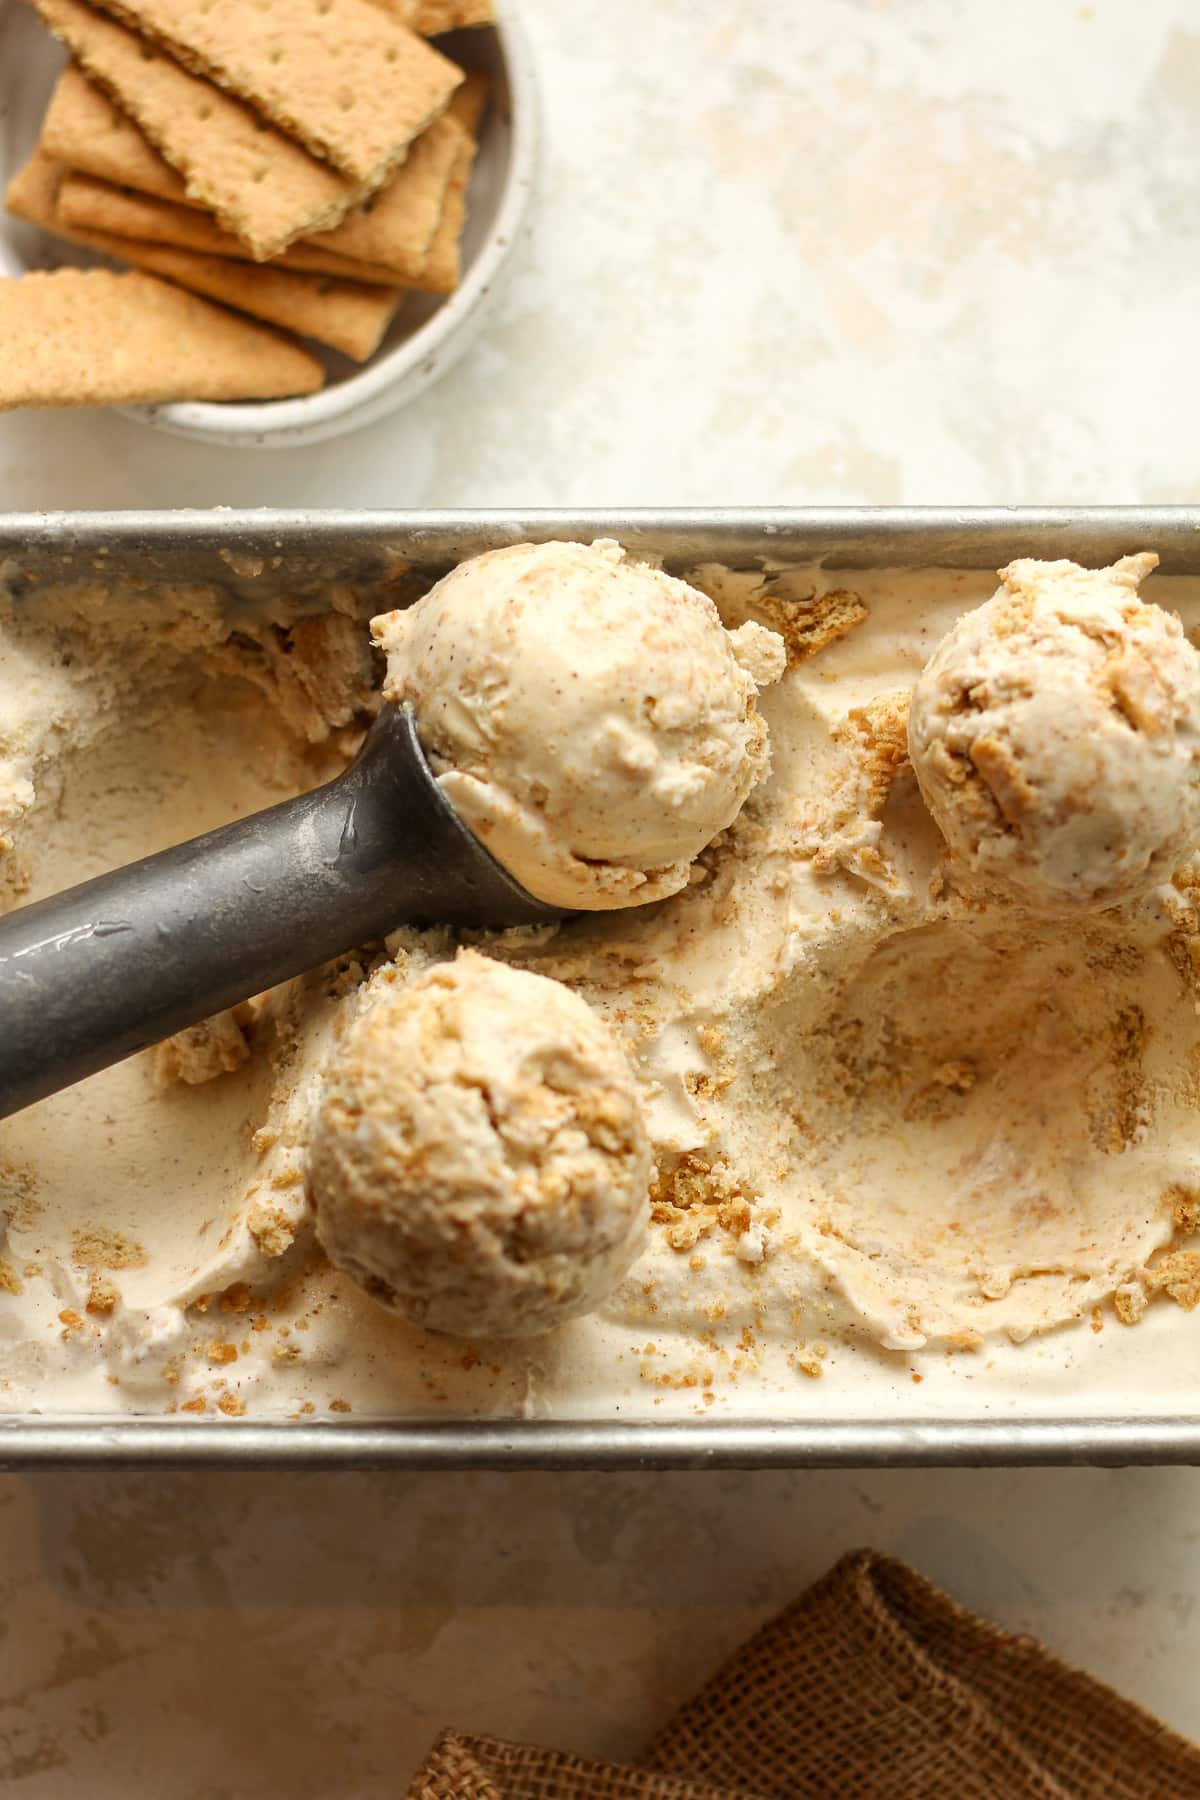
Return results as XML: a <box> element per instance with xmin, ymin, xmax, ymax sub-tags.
<box><xmin>407</xmin><ymin>1549</ymin><xmax>1200</xmax><ymax>1799</ymax></box>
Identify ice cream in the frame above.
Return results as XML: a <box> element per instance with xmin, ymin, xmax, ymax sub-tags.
<box><xmin>908</xmin><ymin>554</ymin><xmax>1200</xmax><ymax>911</ymax></box>
<box><xmin>308</xmin><ymin>951</ymin><xmax>650</xmax><ymax>1338</ymax></box>
<box><xmin>372</xmin><ymin>538</ymin><xmax>786</xmax><ymax>909</ymax></box>
<box><xmin>2</xmin><ymin>546</ymin><xmax>1200</xmax><ymax>1425</ymax></box>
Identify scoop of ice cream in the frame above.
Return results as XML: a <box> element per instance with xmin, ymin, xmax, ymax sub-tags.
<box><xmin>371</xmin><ymin>539</ymin><xmax>786</xmax><ymax>910</ymax></box>
<box><xmin>908</xmin><ymin>553</ymin><xmax>1200</xmax><ymax>911</ymax></box>
<box><xmin>307</xmin><ymin>950</ymin><xmax>651</xmax><ymax>1338</ymax></box>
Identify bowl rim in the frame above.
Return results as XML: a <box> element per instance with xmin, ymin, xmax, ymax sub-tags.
<box><xmin>0</xmin><ymin>1</ymin><xmax>539</xmax><ymax>447</ymax></box>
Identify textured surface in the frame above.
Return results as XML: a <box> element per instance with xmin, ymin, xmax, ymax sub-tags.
<box><xmin>31</xmin><ymin>0</ymin><xmax>359</xmax><ymax>256</ymax></box>
<box><xmin>56</xmin><ymin>171</ymin><xmax>408</xmax><ymax>283</ymax></box>
<box><xmin>45</xmin><ymin>67</ymin><xmax>464</xmax><ymax>276</ymax></box>
<box><xmin>2</xmin><ymin>2</ymin><xmax>1200</xmax><ymax>1796</ymax></box>
<box><xmin>0</xmin><ymin>268</ymin><xmax>323</xmax><ymax>406</ymax></box>
<box><xmin>52</xmin><ymin>231</ymin><xmax>403</xmax><ymax>360</ymax></box>
<box><xmin>91</xmin><ymin>0</ymin><xmax>462</xmax><ymax>184</ymax></box>
<box><xmin>40</xmin><ymin>61</ymin><xmax>194</xmax><ymax>209</ymax></box>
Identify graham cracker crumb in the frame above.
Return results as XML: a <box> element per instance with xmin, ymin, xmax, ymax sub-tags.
<box><xmin>0</xmin><ymin>1258</ymin><xmax>24</xmax><ymax>1297</ymax></box>
<box><xmin>749</xmin><ymin>585</ymin><xmax>868</xmax><ymax>667</ymax></box>
<box><xmin>1167</xmin><ymin>1183</ymin><xmax>1200</xmax><ymax>1237</ymax></box>
<box><xmin>788</xmin><ymin>1342</ymin><xmax>828</xmax><ymax>1379</ymax></box>
<box><xmin>903</xmin><ymin>1058</ymin><xmax>978</xmax><ymax>1123</ymax></box>
<box><xmin>246</xmin><ymin>1202</ymin><xmax>296</xmax><ymax>1259</ymax></box>
<box><xmin>1097</xmin><ymin>1007</ymin><xmax>1148</xmax><ymax>1154</ymax></box>
<box><xmin>217</xmin><ymin>1392</ymin><xmax>246</xmax><ymax>1417</ymax></box>
<box><xmin>0</xmin><ymin>1159</ymin><xmax>42</xmax><ymax>1230</ymax></box>
<box><xmin>86</xmin><ymin>1277</ymin><xmax>119</xmax><ymax>1315</ymax></box>
<box><xmin>1145</xmin><ymin>1249</ymin><xmax>1200</xmax><ymax>1312</ymax></box>
<box><xmin>1115</xmin><ymin>1282</ymin><xmax>1148</xmax><ymax>1326</ymax></box>
<box><xmin>206</xmin><ymin>1342</ymin><xmax>238</xmax><ymax>1365</ymax></box>
<box><xmin>650</xmin><ymin>1152</ymin><xmax>761</xmax><ymax>1253</ymax></box>
<box><xmin>70</xmin><ymin>1226</ymin><xmax>148</xmax><ymax>1271</ymax></box>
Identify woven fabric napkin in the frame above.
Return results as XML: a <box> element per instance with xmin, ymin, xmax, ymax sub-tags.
<box><xmin>407</xmin><ymin>1549</ymin><xmax>1200</xmax><ymax>1799</ymax></box>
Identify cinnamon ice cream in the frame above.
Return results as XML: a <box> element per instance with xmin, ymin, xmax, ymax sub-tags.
<box><xmin>3</xmin><ymin>544</ymin><xmax>1200</xmax><ymax>1424</ymax></box>
<box><xmin>908</xmin><ymin>553</ymin><xmax>1200</xmax><ymax>910</ymax></box>
<box><xmin>309</xmin><ymin>951</ymin><xmax>651</xmax><ymax>1338</ymax></box>
<box><xmin>372</xmin><ymin>538</ymin><xmax>786</xmax><ymax>909</ymax></box>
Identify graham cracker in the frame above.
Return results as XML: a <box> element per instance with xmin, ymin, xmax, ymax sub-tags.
<box><xmin>414</xmin><ymin>0</ymin><xmax>496</xmax><ymax>32</ymax></box>
<box><xmin>0</xmin><ymin>270</ymin><xmax>324</xmax><ymax>409</ymax></box>
<box><xmin>5</xmin><ymin>150</ymin><xmax>71</xmax><ymax>233</ymax></box>
<box><xmin>405</xmin><ymin>143</ymin><xmax>464</xmax><ymax>292</ymax></box>
<box><xmin>41</xmin><ymin>61</ymin><xmax>191</xmax><ymax>209</ymax></box>
<box><xmin>9</xmin><ymin>152</ymin><xmax>401</xmax><ymax>360</ymax></box>
<box><xmin>364</xmin><ymin>0</ymin><xmax>419</xmax><ymax>22</ymax></box>
<box><xmin>57</xmin><ymin>173</ymin><xmax>417</xmax><ymax>286</ymax></box>
<box><xmin>447</xmin><ymin>68</ymin><xmax>491</xmax><ymax>135</ymax></box>
<box><xmin>31</xmin><ymin>0</ymin><xmax>361</xmax><ymax>257</ymax></box>
<box><xmin>90</xmin><ymin>0</ymin><xmax>464</xmax><ymax>186</ymax></box>
<box><xmin>306</xmin><ymin>113</ymin><xmax>462</xmax><ymax>276</ymax></box>
<box><xmin>84</xmin><ymin>238</ymin><xmax>404</xmax><ymax>361</ymax></box>
<box><xmin>404</xmin><ymin>72</ymin><xmax>488</xmax><ymax>292</ymax></box>
<box><xmin>407</xmin><ymin>142</ymin><xmax>465</xmax><ymax>292</ymax></box>
<box><xmin>367</xmin><ymin>0</ymin><xmax>495</xmax><ymax>30</ymax></box>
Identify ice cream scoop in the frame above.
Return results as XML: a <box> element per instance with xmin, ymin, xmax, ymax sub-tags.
<box><xmin>309</xmin><ymin>950</ymin><xmax>651</xmax><ymax>1337</ymax></box>
<box><xmin>0</xmin><ymin>542</ymin><xmax>783</xmax><ymax>1121</ymax></box>
<box><xmin>908</xmin><ymin>553</ymin><xmax>1200</xmax><ymax>911</ymax></box>
<box><xmin>0</xmin><ymin>704</ymin><xmax>561</xmax><ymax>1121</ymax></box>
<box><xmin>373</xmin><ymin>538</ymin><xmax>786</xmax><ymax>909</ymax></box>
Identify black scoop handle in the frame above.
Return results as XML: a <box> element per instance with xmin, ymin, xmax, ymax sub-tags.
<box><xmin>0</xmin><ymin>707</ymin><xmax>559</xmax><ymax>1121</ymax></box>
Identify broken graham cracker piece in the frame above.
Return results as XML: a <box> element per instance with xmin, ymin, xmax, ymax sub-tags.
<box><xmin>306</xmin><ymin>113</ymin><xmax>462</xmax><ymax>277</ymax></box>
<box><xmin>80</xmin><ymin>237</ymin><xmax>404</xmax><ymax>361</ymax></box>
<box><xmin>89</xmin><ymin>0</ymin><xmax>464</xmax><ymax>187</ymax></box>
<box><xmin>31</xmin><ymin>0</ymin><xmax>361</xmax><ymax>258</ymax></box>
<box><xmin>57</xmin><ymin>173</ymin><xmax>417</xmax><ymax>287</ymax></box>
<box><xmin>0</xmin><ymin>270</ymin><xmax>324</xmax><ymax>410</ymax></box>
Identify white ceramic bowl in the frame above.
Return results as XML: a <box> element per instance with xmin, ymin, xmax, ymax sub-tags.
<box><xmin>0</xmin><ymin>0</ymin><xmax>538</xmax><ymax>448</ymax></box>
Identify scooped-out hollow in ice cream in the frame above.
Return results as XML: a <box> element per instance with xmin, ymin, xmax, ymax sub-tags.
<box><xmin>307</xmin><ymin>950</ymin><xmax>652</xmax><ymax>1339</ymax></box>
<box><xmin>907</xmin><ymin>553</ymin><xmax>1200</xmax><ymax>911</ymax></box>
<box><xmin>372</xmin><ymin>539</ymin><xmax>787</xmax><ymax>910</ymax></box>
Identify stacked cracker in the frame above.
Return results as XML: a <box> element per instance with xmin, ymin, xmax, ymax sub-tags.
<box><xmin>1</xmin><ymin>0</ymin><xmax>493</xmax><ymax>410</ymax></box>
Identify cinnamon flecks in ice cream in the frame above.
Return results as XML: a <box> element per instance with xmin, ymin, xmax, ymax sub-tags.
<box><xmin>3</xmin><ymin>547</ymin><xmax>1200</xmax><ymax>1422</ymax></box>
<box><xmin>908</xmin><ymin>554</ymin><xmax>1200</xmax><ymax>911</ymax></box>
<box><xmin>308</xmin><ymin>951</ymin><xmax>651</xmax><ymax>1338</ymax></box>
<box><xmin>372</xmin><ymin>538</ymin><xmax>786</xmax><ymax>910</ymax></box>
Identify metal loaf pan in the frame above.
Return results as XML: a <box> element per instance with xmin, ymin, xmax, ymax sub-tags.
<box><xmin>1</xmin><ymin>506</ymin><xmax>1199</xmax><ymax>1471</ymax></box>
